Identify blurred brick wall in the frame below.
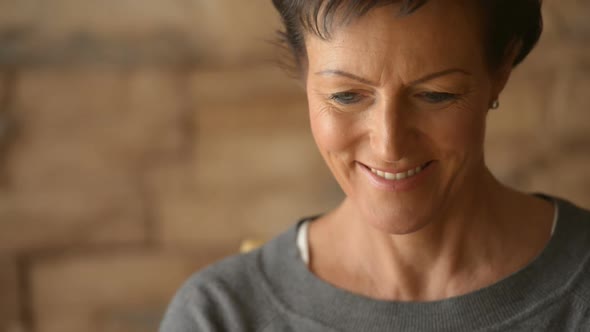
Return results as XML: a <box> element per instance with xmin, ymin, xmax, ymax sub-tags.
<box><xmin>0</xmin><ymin>0</ymin><xmax>588</xmax><ymax>331</ymax></box>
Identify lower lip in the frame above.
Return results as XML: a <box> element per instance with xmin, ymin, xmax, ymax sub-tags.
<box><xmin>358</xmin><ymin>161</ymin><xmax>435</xmax><ymax>192</ymax></box>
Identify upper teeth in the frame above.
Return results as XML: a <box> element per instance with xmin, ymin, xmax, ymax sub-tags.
<box><xmin>370</xmin><ymin>165</ymin><xmax>424</xmax><ymax>180</ymax></box>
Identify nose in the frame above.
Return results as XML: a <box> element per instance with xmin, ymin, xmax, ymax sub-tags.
<box><xmin>369</xmin><ymin>100</ymin><xmax>413</xmax><ymax>163</ymax></box>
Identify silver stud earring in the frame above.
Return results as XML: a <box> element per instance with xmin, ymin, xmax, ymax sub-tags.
<box><xmin>491</xmin><ymin>100</ymin><xmax>500</xmax><ymax>110</ymax></box>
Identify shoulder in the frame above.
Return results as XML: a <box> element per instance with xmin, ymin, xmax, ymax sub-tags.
<box><xmin>556</xmin><ymin>196</ymin><xmax>590</xmax><ymax>222</ymax></box>
<box><xmin>553</xmin><ymin>197</ymin><xmax>590</xmax><ymax>305</ymax></box>
<box><xmin>159</xmin><ymin>251</ymin><xmax>277</xmax><ymax>332</ymax></box>
<box><xmin>554</xmin><ymin>196</ymin><xmax>590</xmax><ymax>248</ymax></box>
<box><xmin>159</xmin><ymin>225</ymin><xmax>299</xmax><ymax>332</ymax></box>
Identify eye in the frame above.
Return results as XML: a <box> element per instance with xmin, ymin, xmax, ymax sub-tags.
<box><xmin>329</xmin><ymin>92</ymin><xmax>363</xmax><ymax>105</ymax></box>
<box><xmin>416</xmin><ymin>91</ymin><xmax>458</xmax><ymax>104</ymax></box>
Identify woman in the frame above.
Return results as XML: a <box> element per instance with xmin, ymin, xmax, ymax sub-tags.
<box><xmin>161</xmin><ymin>0</ymin><xmax>590</xmax><ymax>330</ymax></box>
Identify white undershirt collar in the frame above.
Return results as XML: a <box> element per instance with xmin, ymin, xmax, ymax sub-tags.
<box><xmin>296</xmin><ymin>202</ymin><xmax>559</xmax><ymax>267</ymax></box>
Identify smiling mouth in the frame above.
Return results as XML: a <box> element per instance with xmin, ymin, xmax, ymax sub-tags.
<box><xmin>368</xmin><ymin>161</ymin><xmax>433</xmax><ymax>181</ymax></box>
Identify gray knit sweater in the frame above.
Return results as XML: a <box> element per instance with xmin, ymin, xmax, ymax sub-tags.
<box><xmin>160</xmin><ymin>196</ymin><xmax>590</xmax><ymax>331</ymax></box>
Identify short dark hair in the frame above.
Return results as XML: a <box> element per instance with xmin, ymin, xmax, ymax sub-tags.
<box><xmin>271</xmin><ymin>0</ymin><xmax>543</xmax><ymax>75</ymax></box>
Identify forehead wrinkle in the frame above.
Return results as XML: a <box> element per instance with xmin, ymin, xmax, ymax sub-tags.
<box><xmin>316</xmin><ymin>39</ymin><xmax>389</xmax><ymax>82</ymax></box>
<box><xmin>326</xmin><ymin>11</ymin><xmax>409</xmax><ymax>87</ymax></box>
<box><xmin>306</xmin><ymin>1</ymin><xmax>485</xmax><ymax>89</ymax></box>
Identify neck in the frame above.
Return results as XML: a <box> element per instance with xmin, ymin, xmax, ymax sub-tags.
<box><xmin>309</xmin><ymin>170</ymin><xmax>554</xmax><ymax>301</ymax></box>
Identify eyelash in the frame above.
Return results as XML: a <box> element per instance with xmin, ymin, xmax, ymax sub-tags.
<box><xmin>416</xmin><ymin>91</ymin><xmax>459</xmax><ymax>104</ymax></box>
<box><xmin>329</xmin><ymin>91</ymin><xmax>459</xmax><ymax>106</ymax></box>
<box><xmin>329</xmin><ymin>92</ymin><xmax>364</xmax><ymax>105</ymax></box>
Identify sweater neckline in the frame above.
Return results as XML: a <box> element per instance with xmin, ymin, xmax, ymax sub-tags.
<box><xmin>258</xmin><ymin>195</ymin><xmax>588</xmax><ymax>331</ymax></box>
<box><xmin>296</xmin><ymin>199</ymin><xmax>559</xmax><ymax>267</ymax></box>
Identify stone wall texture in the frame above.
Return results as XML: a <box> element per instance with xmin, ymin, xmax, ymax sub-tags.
<box><xmin>0</xmin><ymin>0</ymin><xmax>588</xmax><ymax>331</ymax></box>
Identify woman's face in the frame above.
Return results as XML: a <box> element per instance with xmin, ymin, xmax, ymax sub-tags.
<box><xmin>305</xmin><ymin>1</ymin><xmax>506</xmax><ymax>234</ymax></box>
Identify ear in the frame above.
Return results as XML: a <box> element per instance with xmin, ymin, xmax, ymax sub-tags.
<box><xmin>490</xmin><ymin>40</ymin><xmax>522</xmax><ymax>105</ymax></box>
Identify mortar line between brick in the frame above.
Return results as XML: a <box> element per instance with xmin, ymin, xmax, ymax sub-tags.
<box><xmin>140</xmin><ymin>66</ymin><xmax>199</xmax><ymax>249</ymax></box>
<box><xmin>16</xmin><ymin>256</ymin><xmax>35</xmax><ymax>332</ymax></box>
<box><xmin>138</xmin><ymin>176</ymin><xmax>159</xmax><ymax>247</ymax></box>
<box><xmin>176</xmin><ymin>65</ymin><xmax>199</xmax><ymax>162</ymax></box>
<box><xmin>0</xmin><ymin>69</ymin><xmax>19</xmax><ymax>188</ymax></box>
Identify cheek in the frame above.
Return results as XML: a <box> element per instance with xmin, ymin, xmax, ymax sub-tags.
<box><xmin>425</xmin><ymin>102</ymin><xmax>487</xmax><ymax>161</ymax></box>
<box><xmin>308</xmin><ymin>101</ymin><xmax>357</xmax><ymax>155</ymax></box>
<box><xmin>308</xmin><ymin>100</ymin><xmax>362</xmax><ymax>196</ymax></box>
<box><xmin>454</xmin><ymin>101</ymin><xmax>488</xmax><ymax>152</ymax></box>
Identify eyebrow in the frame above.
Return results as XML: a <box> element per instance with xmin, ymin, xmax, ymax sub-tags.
<box><xmin>315</xmin><ymin>69</ymin><xmax>378</xmax><ymax>86</ymax></box>
<box><xmin>314</xmin><ymin>68</ymin><xmax>471</xmax><ymax>86</ymax></box>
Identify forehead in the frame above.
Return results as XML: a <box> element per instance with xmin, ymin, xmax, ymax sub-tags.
<box><xmin>305</xmin><ymin>1</ymin><xmax>486</xmax><ymax>82</ymax></box>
